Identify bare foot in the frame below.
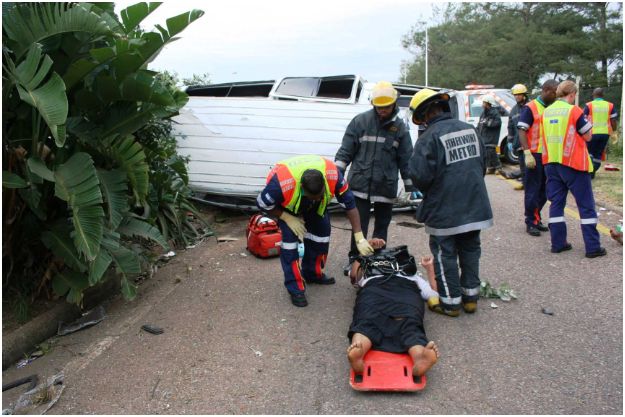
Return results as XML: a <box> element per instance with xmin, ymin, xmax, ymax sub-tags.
<box><xmin>411</xmin><ymin>341</ymin><xmax>440</xmax><ymax>376</ymax></box>
<box><xmin>347</xmin><ymin>342</ymin><xmax>365</xmax><ymax>373</ymax></box>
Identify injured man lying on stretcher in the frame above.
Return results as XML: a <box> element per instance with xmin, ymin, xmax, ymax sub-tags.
<box><xmin>347</xmin><ymin>239</ymin><xmax>440</xmax><ymax>377</ymax></box>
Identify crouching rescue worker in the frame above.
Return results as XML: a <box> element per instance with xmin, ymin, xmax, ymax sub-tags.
<box><xmin>256</xmin><ymin>155</ymin><xmax>374</xmax><ymax>307</ymax></box>
<box><xmin>407</xmin><ymin>89</ymin><xmax>493</xmax><ymax>317</ymax></box>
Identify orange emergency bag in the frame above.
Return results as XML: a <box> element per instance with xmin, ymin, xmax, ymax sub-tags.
<box><xmin>246</xmin><ymin>215</ymin><xmax>282</xmax><ymax>258</ymax></box>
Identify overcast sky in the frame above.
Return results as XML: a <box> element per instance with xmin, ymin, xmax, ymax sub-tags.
<box><xmin>114</xmin><ymin>0</ymin><xmax>434</xmax><ymax>84</ymax></box>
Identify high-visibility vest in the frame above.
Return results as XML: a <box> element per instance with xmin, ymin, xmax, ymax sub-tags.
<box><xmin>526</xmin><ymin>99</ymin><xmax>546</xmax><ymax>153</ymax></box>
<box><xmin>586</xmin><ymin>99</ymin><xmax>614</xmax><ymax>135</ymax></box>
<box><xmin>266</xmin><ymin>155</ymin><xmax>342</xmax><ymax>216</ymax></box>
<box><xmin>541</xmin><ymin>100</ymin><xmax>593</xmax><ymax>173</ymax></box>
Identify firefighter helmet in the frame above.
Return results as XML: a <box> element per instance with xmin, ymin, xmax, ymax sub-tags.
<box><xmin>370</xmin><ymin>81</ymin><xmax>398</xmax><ymax>107</ymax></box>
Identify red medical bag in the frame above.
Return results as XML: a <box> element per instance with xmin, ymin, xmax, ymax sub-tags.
<box><xmin>246</xmin><ymin>215</ymin><xmax>282</xmax><ymax>258</ymax></box>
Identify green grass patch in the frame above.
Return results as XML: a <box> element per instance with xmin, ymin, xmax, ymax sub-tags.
<box><xmin>593</xmin><ymin>133</ymin><xmax>623</xmax><ymax>209</ymax></box>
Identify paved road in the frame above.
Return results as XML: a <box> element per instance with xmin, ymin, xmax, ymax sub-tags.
<box><xmin>2</xmin><ymin>175</ymin><xmax>622</xmax><ymax>414</ymax></box>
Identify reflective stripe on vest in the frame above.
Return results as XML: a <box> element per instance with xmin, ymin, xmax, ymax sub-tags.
<box><xmin>266</xmin><ymin>155</ymin><xmax>338</xmax><ymax>216</ymax></box>
<box><xmin>587</xmin><ymin>100</ymin><xmax>612</xmax><ymax>135</ymax></box>
<box><xmin>541</xmin><ymin>100</ymin><xmax>593</xmax><ymax>173</ymax></box>
<box><xmin>527</xmin><ymin>99</ymin><xmax>546</xmax><ymax>153</ymax></box>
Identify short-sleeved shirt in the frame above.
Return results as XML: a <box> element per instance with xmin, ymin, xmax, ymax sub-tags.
<box><xmin>256</xmin><ymin>169</ymin><xmax>356</xmax><ymax>213</ymax></box>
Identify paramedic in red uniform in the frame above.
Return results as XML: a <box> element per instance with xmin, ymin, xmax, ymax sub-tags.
<box><xmin>257</xmin><ymin>155</ymin><xmax>374</xmax><ymax>307</ymax></box>
<box><xmin>540</xmin><ymin>80</ymin><xmax>606</xmax><ymax>258</ymax></box>
<box><xmin>517</xmin><ymin>79</ymin><xmax>558</xmax><ymax>237</ymax></box>
<box><xmin>582</xmin><ymin>87</ymin><xmax>619</xmax><ymax>178</ymax></box>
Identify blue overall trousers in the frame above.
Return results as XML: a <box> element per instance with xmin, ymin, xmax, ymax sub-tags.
<box><xmin>278</xmin><ymin>201</ymin><xmax>331</xmax><ymax>296</ymax></box>
<box><xmin>545</xmin><ymin>163</ymin><xmax>601</xmax><ymax>254</ymax></box>
<box><xmin>523</xmin><ymin>152</ymin><xmax>547</xmax><ymax>227</ymax></box>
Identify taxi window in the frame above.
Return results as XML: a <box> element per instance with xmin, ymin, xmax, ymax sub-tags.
<box><xmin>468</xmin><ymin>95</ymin><xmax>483</xmax><ymax>118</ymax></box>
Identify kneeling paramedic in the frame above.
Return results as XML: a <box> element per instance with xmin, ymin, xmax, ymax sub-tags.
<box><xmin>257</xmin><ymin>155</ymin><xmax>374</xmax><ymax>307</ymax></box>
<box><xmin>407</xmin><ymin>89</ymin><xmax>493</xmax><ymax>317</ymax></box>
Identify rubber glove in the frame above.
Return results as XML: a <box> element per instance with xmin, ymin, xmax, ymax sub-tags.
<box><xmin>524</xmin><ymin>150</ymin><xmax>536</xmax><ymax>169</ymax></box>
<box><xmin>280</xmin><ymin>212</ymin><xmax>306</xmax><ymax>241</ymax></box>
<box><xmin>354</xmin><ymin>231</ymin><xmax>374</xmax><ymax>256</ymax></box>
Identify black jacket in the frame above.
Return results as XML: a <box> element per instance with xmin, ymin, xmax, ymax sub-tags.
<box><xmin>335</xmin><ymin>107</ymin><xmax>413</xmax><ymax>202</ymax></box>
<box><xmin>477</xmin><ymin>106</ymin><xmax>501</xmax><ymax>146</ymax></box>
<box><xmin>507</xmin><ymin>102</ymin><xmax>526</xmax><ymax>150</ymax></box>
<box><xmin>408</xmin><ymin>113</ymin><xmax>493</xmax><ymax>236</ymax></box>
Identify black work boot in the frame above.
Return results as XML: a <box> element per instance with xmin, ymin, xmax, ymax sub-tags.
<box><xmin>526</xmin><ymin>225</ymin><xmax>541</xmax><ymax>236</ymax></box>
<box><xmin>290</xmin><ymin>292</ymin><xmax>308</xmax><ymax>307</ymax></box>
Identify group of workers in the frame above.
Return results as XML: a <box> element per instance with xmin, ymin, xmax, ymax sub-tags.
<box><xmin>255</xmin><ymin>79</ymin><xmax>616</xmax><ymax>376</ymax></box>
<box><xmin>507</xmin><ymin>80</ymin><xmax>616</xmax><ymax>257</ymax></box>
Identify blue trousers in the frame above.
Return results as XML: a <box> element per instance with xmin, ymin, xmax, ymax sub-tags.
<box><xmin>348</xmin><ymin>197</ymin><xmax>393</xmax><ymax>257</ymax></box>
<box><xmin>429</xmin><ymin>230</ymin><xmax>482</xmax><ymax>311</ymax></box>
<box><xmin>523</xmin><ymin>152</ymin><xmax>547</xmax><ymax>226</ymax></box>
<box><xmin>545</xmin><ymin>163</ymin><xmax>601</xmax><ymax>254</ymax></box>
<box><xmin>586</xmin><ymin>134</ymin><xmax>609</xmax><ymax>174</ymax></box>
<box><xmin>278</xmin><ymin>210</ymin><xmax>330</xmax><ymax>295</ymax></box>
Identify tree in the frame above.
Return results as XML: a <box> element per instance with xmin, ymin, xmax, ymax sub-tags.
<box><xmin>401</xmin><ymin>2</ymin><xmax>623</xmax><ymax>91</ymax></box>
<box><xmin>2</xmin><ymin>2</ymin><xmax>205</xmax><ymax>311</ymax></box>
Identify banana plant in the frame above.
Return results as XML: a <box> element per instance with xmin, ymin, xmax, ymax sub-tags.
<box><xmin>2</xmin><ymin>2</ymin><xmax>205</xmax><ymax>307</ymax></box>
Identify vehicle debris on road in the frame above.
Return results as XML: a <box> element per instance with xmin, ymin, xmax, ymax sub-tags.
<box><xmin>57</xmin><ymin>305</ymin><xmax>106</xmax><ymax>336</ymax></box>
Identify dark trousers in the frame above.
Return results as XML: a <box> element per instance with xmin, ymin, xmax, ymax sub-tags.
<box><xmin>349</xmin><ymin>197</ymin><xmax>393</xmax><ymax>257</ymax></box>
<box><xmin>523</xmin><ymin>152</ymin><xmax>547</xmax><ymax>226</ymax></box>
<box><xmin>485</xmin><ymin>145</ymin><xmax>502</xmax><ymax>170</ymax></box>
<box><xmin>278</xmin><ymin>210</ymin><xmax>330</xmax><ymax>295</ymax></box>
<box><xmin>545</xmin><ymin>163</ymin><xmax>601</xmax><ymax>254</ymax></box>
<box><xmin>586</xmin><ymin>134</ymin><xmax>609</xmax><ymax>176</ymax></box>
<box><xmin>428</xmin><ymin>230</ymin><xmax>482</xmax><ymax>311</ymax></box>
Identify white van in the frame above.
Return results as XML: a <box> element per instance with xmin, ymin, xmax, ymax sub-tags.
<box><xmin>450</xmin><ymin>86</ymin><xmax>519</xmax><ymax>163</ymax></box>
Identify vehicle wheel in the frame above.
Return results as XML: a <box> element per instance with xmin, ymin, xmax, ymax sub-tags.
<box><xmin>502</xmin><ymin>139</ymin><xmax>520</xmax><ymax>165</ymax></box>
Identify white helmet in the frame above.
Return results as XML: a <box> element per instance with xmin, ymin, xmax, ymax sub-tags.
<box><xmin>481</xmin><ymin>95</ymin><xmax>498</xmax><ymax>106</ymax></box>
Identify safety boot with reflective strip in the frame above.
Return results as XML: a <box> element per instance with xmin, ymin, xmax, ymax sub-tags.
<box><xmin>427</xmin><ymin>297</ymin><xmax>460</xmax><ymax>317</ymax></box>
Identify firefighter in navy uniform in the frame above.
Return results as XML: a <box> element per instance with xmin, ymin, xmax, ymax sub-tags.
<box><xmin>407</xmin><ymin>89</ymin><xmax>493</xmax><ymax>317</ymax></box>
<box><xmin>335</xmin><ymin>81</ymin><xmax>414</xmax><ymax>271</ymax></box>
<box><xmin>540</xmin><ymin>81</ymin><xmax>606</xmax><ymax>258</ymax></box>
<box><xmin>256</xmin><ymin>155</ymin><xmax>374</xmax><ymax>307</ymax></box>
<box><xmin>517</xmin><ymin>80</ymin><xmax>558</xmax><ymax>237</ymax></box>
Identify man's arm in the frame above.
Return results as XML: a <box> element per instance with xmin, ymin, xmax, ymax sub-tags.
<box><xmin>397</xmin><ymin>126</ymin><xmax>415</xmax><ymax>191</ymax></box>
<box><xmin>408</xmin><ymin>136</ymin><xmax>438</xmax><ymax>193</ymax></box>
<box><xmin>575</xmin><ymin>108</ymin><xmax>593</xmax><ymax>142</ymax></box>
<box><xmin>335</xmin><ymin>117</ymin><xmax>359</xmax><ymax>173</ymax></box>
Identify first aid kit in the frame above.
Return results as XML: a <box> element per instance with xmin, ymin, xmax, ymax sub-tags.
<box><xmin>246</xmin><ymin>215</ymin><xmax>282</xmax><ymax>258</ymax></box>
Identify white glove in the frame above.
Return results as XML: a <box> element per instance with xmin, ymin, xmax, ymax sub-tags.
<box><xmin>524</xmin><ymin>150</ymin><xmax>536</xmax><ymax>169</ymax></box>
<box><xmin>280</xmin><ymin>212</ymin><xmax>306</xmax><ymax>241</ymax></box>
<box><xmin>354</xmin><ymin>231</ymin><xmax>374</xmax><ymax>256</ymax></box>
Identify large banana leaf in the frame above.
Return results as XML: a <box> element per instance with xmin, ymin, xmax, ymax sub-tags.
<box><xmin>109</xmin><ymin>246</ymin><xmax>140</xmax><ymax>300</ymax></box>
<box><xmin>120</xmin><ymin>2</ymin><xmax>162</xmax><ymax>34</ymax></box>
<box><xmin>88</xmin><ymin>249</ymin><xmax>112</xmax><ymax>285</ymax></box>
<box><xmin>54</xmin><ymin>152</ymin><xmax>104</xmax><ymax>261</ymax></box>
<box><xmin>52</xmin><ymin>270</ymin><xmax>89</xmax><ymax>305</ymax></box>
<box><xmin>108</xmin><ymin>136</ymin><xmax>149</xmax><ymax>203</ymax></box>
<box><xmin>118</xmin><ymin>217</ymin><xmax>170</xmax><ymax>250</ymax></box>
<box><xmin>41</xmin><ymin>228</ymin><xmax>87</xmax><ymax>272</ymax></box>
<box><xmin>97</xmin><ymin>168</ymin><xmax>129</xmax><ymax>229</ymax></box>
<box><xmin>2</xmin><ymin>3</ymin><xmax>114</xmax><ymax>59</ymax></box>
<box><xmin>6</xmin><ymin>44</ymin><xmax>68</xmax><ymax>146</ymax></box>
<box><xmin>2</xmin><ymin>171</ymin><xmax>28</xmax><ymax>189</ymax></box>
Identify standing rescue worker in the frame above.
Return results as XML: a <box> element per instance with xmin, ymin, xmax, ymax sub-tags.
<box><xmin>335</xmin><ymin>81</ymin><xmax>414</xmax><ymax>271</ymax></box>
<box><xmin>583</xmin><ymin>87</ymin><xmax>619</xmax><ymax>177</ymax></box>
<box><xmin>508</xmin><ymin>84</ymin><xmax>530</xmax><ymax>190</ymax></box>
<box><xmin>540</xmin><ymin>81</ymin><xmax>606</xmax><ymax>258</ymax></box>
<box><xmin>517</xmin><ymin>79</ymin><xmax>558</xmax><ymax>237</ymax></box>
<box><xmin>408</xmin><ymin>89</ymin><xmax>493</xmax><ymax>317</ymax></box>
<box><xmin>477</xmin><ymin>95</ymin><xmax>503</xmax><ymax>174</ymax></box>
<box><xmin>256</xmin><ymin>155</ymin><xmax>374</xmax><ymax>307</ymax></box>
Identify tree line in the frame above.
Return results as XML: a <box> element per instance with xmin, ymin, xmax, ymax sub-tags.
<box><xmin>401</xmin><ymin>2</ymin><xmax>623</xmax><ymax>97</ymax></box>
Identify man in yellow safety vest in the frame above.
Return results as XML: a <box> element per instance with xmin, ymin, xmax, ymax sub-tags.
<box><xmin>540</xmin><ymin>81</ymin><xmax>606</xmax><ymax>258</ymax></box>
<box><xmin>582</xmin><ymin>88</ymin><xmax>619</xmax><ymax>178</ymax></box>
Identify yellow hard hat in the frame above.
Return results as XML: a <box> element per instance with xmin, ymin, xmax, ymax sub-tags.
<box><xmin>511</xmin><ymin>84</ymin><xmax>528</xmax><ymax>95</ymax></box>
<box><xmin>409</xmin><ymin>88</ymin><xmax>450</xmax><ymax>124</ymax></box>
<box><xmin>371</xmin><ymin>81</ymin><xmax>398</xmax><ymax>107</ymax></box>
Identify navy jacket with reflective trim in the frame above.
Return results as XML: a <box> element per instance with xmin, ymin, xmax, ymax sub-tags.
<box><xmin>408</xmin><ymin>113</ymin><xmax>493</xmax><ymax>236</ymax></box>
<box><xmin>335</xmin><ymin>107</ymin><xmax>413</xmax><ymax>201</ymax></box>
